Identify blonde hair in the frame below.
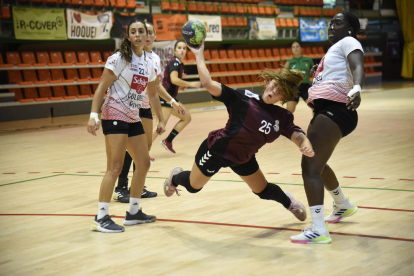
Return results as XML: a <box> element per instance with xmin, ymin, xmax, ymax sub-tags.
<box><xmin>259</xmin><ymin>68</ymin><xmax>305</xmax><ymax>104</ymax></box>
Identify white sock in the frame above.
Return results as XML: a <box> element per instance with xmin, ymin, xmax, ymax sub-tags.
<box><xmin>97</xmin><ymin>202</ymin><xmax>110</xmax><ymax>220</ymax></box>
<box><xmin>309</xmin><ymin>205</ymin><xmax>327</xmax><ymax>234</ymax></box>
<box><xmin>129</xmin><ymin>197</ymin><xmax>140</xmax><ymax>215</ymax></box>
<box><xmin>328</xmin><ymin>186</ymin><xmax>353</xmax><ymax>208</ymax></box>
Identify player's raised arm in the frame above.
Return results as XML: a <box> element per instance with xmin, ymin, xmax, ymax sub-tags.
<box><xmin>187</xmin><ymin>39</ymin><xmax>222</xmax><ymax>98</ymax></box>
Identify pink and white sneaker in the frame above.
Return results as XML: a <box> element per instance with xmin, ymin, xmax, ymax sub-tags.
<box><xmin>149</xmin><ymin>157</ymin><xmax>155</xmax><ymax>162</ymax></box>
<box><xmin>285</xmin><ymin>191</ymin><xmax>307</xmax><ymax>221</ymax></box>
<box><xmin>161</xmin><ymin>139</ymin><xmax>176</xmax><ymax>154</ymax></box>
<box><xmin>164</xmin><ymin>167</ymin><xmax>183</xmax><ymax>197</ymax></box>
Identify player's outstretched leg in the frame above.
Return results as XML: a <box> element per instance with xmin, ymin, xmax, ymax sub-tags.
<box><xmin>284</xmin><ymin>191</ymin><xmax>307</xmax><ymax>221</ymax></box>
<box><xmin>164</xmin><ymin>167</ymin><xmax>184</xmax><ymax>196</ymax></box>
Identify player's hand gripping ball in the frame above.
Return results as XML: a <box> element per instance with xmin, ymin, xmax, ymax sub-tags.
<box><xmin>181</xmin><ymin>20</ymin><xmax>207</xmax><ymax>49</ymax></box>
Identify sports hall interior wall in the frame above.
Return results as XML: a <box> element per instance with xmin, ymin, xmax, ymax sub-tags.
<box><xmin>0</xmin><ymin>0</ymin><xmax>404</xmax><ymax>122</ymax></box>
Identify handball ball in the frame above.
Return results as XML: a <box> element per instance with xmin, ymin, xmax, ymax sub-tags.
<box><xmin>181</xmin><ymin>20</ymin><xmax>207</xmax><ymax>48</ymax></box>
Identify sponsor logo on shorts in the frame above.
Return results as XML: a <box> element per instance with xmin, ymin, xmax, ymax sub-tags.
<box><xmin>199</xmin><ymin>151</ymin><xmax>212</xmax><ymax>166</ymax></box>
<box><xmin>327</xmin><ymin>111</ymin><xmax>333</xmax><ymax>116</ymax></box>
<box><xmin>206</xmin><ymin>169</ymin><xmax>215</xmax><ymax>174</ymax></box>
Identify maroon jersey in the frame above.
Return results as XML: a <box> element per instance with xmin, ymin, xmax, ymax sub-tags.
<box><xmin>161</xmin><ymin>56</ymin><xmax>184</xmax><ymax>99</ymax></box>
<box><xmin>207</xmin><ymin>84</ymin><xmax>304</xmax><ymax>164</ymax></box>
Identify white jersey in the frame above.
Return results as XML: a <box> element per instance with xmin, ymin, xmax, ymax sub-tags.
<box><xmin>101</xmin><ymin>51</ymin><xmax>156</xmax><ymax>123</ymax></box>
<box><xmin>308</xmin><ymin>36</ymin><xmax>363</xmax><ymax>107</ymax></box>
<box><xmin>141</xmin><ymin>51</ymin><xmax>162</xmax><ymax>109</ymax></box>
<box><xmin>312</xmin><ymin>36</ymin><xmax>363</xmax><ymax>86</ymax></box>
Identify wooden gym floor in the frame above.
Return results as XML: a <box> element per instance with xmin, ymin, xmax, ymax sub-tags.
<box><xmin>0</xmin><ymin>82</ymin><xmax>413</xmax><ymax>276</ymax></box>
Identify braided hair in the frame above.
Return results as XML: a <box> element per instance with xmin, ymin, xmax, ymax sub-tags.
<box><xmin>339</xmin><ymin>12</ymin><xmax>365</xmax><ymax>39</ymax></box>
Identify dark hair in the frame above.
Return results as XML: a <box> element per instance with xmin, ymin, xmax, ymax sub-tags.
<box><xmin>339</xmin><ymin>12</ymin><xmax>365</xmax><ymax>39</ymax></box>
<box><xmin>115</xmin><ymin>19</ymin><xmax>148</xmax><ymax>63</ymax></box>
<box><xmin>174</xmin><ymin>40</ymin><xmax>186</xmax><ymax>50</ymax></box>
<box><xmin>290</xmin><ymin>41</ymin><xmax>301</xmax><ymax>48</ymax></box>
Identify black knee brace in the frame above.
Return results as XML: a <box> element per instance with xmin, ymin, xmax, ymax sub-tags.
<box><xmin>253</xmin><ymin>182</ymin><xmax>291</xmax><ymax>208</ymax></box>
<box><xmin>173</xmin><ymin>171</ymin><xmax>202</xmax><ymax>193</ymax></box>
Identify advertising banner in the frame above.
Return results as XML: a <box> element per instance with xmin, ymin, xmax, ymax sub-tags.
<box><xmin>152</xmin><ymin>40</ymin><xmax>177</xmax><ymax>79</ymax></box>
<box><xmin>300</xmin><ymin>18</ymin><xmax>327</xmax><ymax>42</ymax></box>
<box><xmin>112</xmin><ymin>13</ymin><xmax>153</xmax><ymax>38</ymax></box>
<box><xmin>249</xmin><ymin>17</ymin><xmax>276</xmax><ymax>40</ymax></box>
<box><xmin>152</xmin><ymin>14</ymin><xmax>187</xmax><ymax>41</ymax></box>
<box><xmin>66</xmin><ymin>9</ymin><xmax>112</xmax><ymax>40</ymax></box>
<box><xmin>188</xmin><ymin>14</ymin><xmax>222</xmax><ymax>41</ymax></box>
<box><xmin>13</xmin><ymin>7</ymin><xmax>67</xmax><ymax>40</ymax></box>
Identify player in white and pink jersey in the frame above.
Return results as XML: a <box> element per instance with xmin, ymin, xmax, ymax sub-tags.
<box><xmin>113</xmin><ymin>22</ymin><xmax>186</xmax><ymax>202</ymax></box>
<box><xmin>86</xmin><ymin>19</ymin><xmax>166</xmax><ymax>233</ymax></box>
<box><xmin>291</xmin><ymin>12</ymin><xmax>365</xmax><ymax>244</ymax></box>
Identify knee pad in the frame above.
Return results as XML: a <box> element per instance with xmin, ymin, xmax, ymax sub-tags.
<box><xmin>174</xmin><ymin>171</ymin><xmax>202</xmax><ymax>193</ymax></box>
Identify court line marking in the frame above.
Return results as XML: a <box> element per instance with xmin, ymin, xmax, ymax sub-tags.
<box><xmin>1</xmin><ymin>174</ymin><xmax>414</xmax><ymax>194</ymax></box>
<box><xmin>0</xmin><ymin>213</ymin><xmax>413</xmax><ymax>243</ymax></box>
<box><xmin>3</xmin><ymin>172</ymin><xmax>413</xmax><ymax>181</ymax></box>
<box><xmin>1</xmin><ymin>174</ymin><xmax>413</xmax><ymax>213</ymax></box>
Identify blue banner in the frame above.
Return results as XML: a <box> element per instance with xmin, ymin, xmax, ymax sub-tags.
<box><xmin>299</xmin><ymin>18</ymin><xmax>326</xmax><ymax>42</ymax></box>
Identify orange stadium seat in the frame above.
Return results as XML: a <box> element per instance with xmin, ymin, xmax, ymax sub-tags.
<box><xmin>50</xmin><ymin>51</ymin><xmax>64</xmax><ymax>65</ymax></box>
<box><xmin>186</xmin><ymin>51</ymin><xmax>196</xmax><ymax>63</ymax></box>
<box><xmin>103</xmin><ymin>51</ymin><xmax>112</xmax><ymax>62</ymax></box>
<box><xmin>126</xmin><ymin>0</ymin><xmax>136</xmax><ymax>9</ymax></box>
<box><xmin>258</xmin><ymin>5</ymin><xmax>266</xmax><ymax>15</ymax></box>
<box><xmin>161</xmin><ymin>1</ymin><xmax>170</xmax><ymax>11</ymax></box>
<box><xmin>229</xmin><ymin>4</ymin><xmax>237</xmax><ymax>14</ymax></box>
<box><xmin>272</xmin><ymin>48</ymin><xmax>281</xmax><ymax>59</ymax></box>
<box><xmin>115</xmin><ymin>0</ymin><xmax>126</xmax><ymax>9</ymax></box>
<box><xmin>227</xmin><ymin>17</ymin><xmax>236</xmax><ymax>27</ymax></box>
<box><xmin>236</xmin><ymin>4</ymin><xmax>245</xmax><ymax>14</ymax></box>
<box><xmin>221</xmin><ymin>17</ymin><xmax>228</xmax><ymax>27</ymax></box>
<box><xmin>188</xmin><ymin>1</ymin><xmax>197</xmax><ymax>13</ymax></box>
<box><xmin>203</xmin><ymin>49</ymin><xmax>211</xmax><ymax>60</ymax></box>
<box><xmin>220</xmin><ymin>4</ymin><xmax>229</xmax><ymax>14</ymax></box>
<box><xmin>93</xmin><ymin>0</ymin><xmax>107</xmax><ymax>8</ymax></box>
<box><xmin>77</xmin><ymin>51</ymin><xmax>90</xmax><ymax>64</ymax></box>
<box><xmin>196</xmin><ymin>2</ymin><xmax>205</xmax><ymax>13</ymax></box>
<box><xmin>90</xmin><ymin>51</ymin><xmax>103</xmax><ymax>65</ymax></box>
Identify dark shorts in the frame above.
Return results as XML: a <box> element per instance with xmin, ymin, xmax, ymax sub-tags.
<box><xmin>311</xmin><ymin>99</ymin><xmax>358</xmax><ymax>137</ymax></box>
<box><xmin>139</xmin><ymin>108</ymin><xmax>153</xmax><ymax>120</ymax></box>
<box><xmin>195</xmin><ymin>139</ymin><xmax>259</xmax><ymax>177</ymax></box>
<box><xmin>159</xmin><ymin>97</ymin><xmax>179</xmax><ymax>108</ymax></box>
<box><xmin>102</xmin><ymin>120</ymin><xmax>145</xmax><ymax>137</ymax></box>
<box><xmin>292</xmin><ymin>83</ymin><xmax>310</xmax><ymax>103</ymax></box>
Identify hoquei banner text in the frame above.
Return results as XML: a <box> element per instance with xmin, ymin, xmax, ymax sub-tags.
<box><xmin>13</xmin><ymin>7</ymin><xmax>67</xmax><ymax>40</ymax></box>
<box><xmin>67</xmin><ymin>9</ymin><xmax>112</xmax><ymax>40</ymax></box>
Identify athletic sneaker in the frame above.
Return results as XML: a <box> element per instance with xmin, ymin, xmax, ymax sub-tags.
<box><xmin>91</xmin><ymin>215</ymin><xmax>125</xmax><ymax>233</ymax></box>
<box><xmin>150</xmin><ymin>157</ymin><xmax>155</xmax><ymax>162</ymax></box>
<box><xmin>161</xmin><ymin>139</ymin><xmax>176</xmax><ymax>154</ymax></box>
<box><xmin>290</xmin><ymin>222</ymin><xmax>332</xmax><ymax>244</ymax></box>
<box><xmin>123</xmin><ymin>209</ymin><xmax>156</xmax><ymax>225</ymax></box>
<box><xmin>325</xmin><ymin>197</ymin><xmax>358</xmax><ymax>223</ymax></box>
<box><xmin>164</xmin><ymin>167</ymin><xmax>183</xmax><ymax>197</ymax></box>
<box><xmin>142</xmin><ymin>186</ymin><xmax>157</xmax><ymax>198</ymax></box>
<box><xmin>285</xmin><ymin>191</ymin><xmax>307</xmax><ymax>221</ymax></box>
<box><xmin>113</xmin><ymin>186</ymin><xmax>130</xmax><ymax>203</ymax></box>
